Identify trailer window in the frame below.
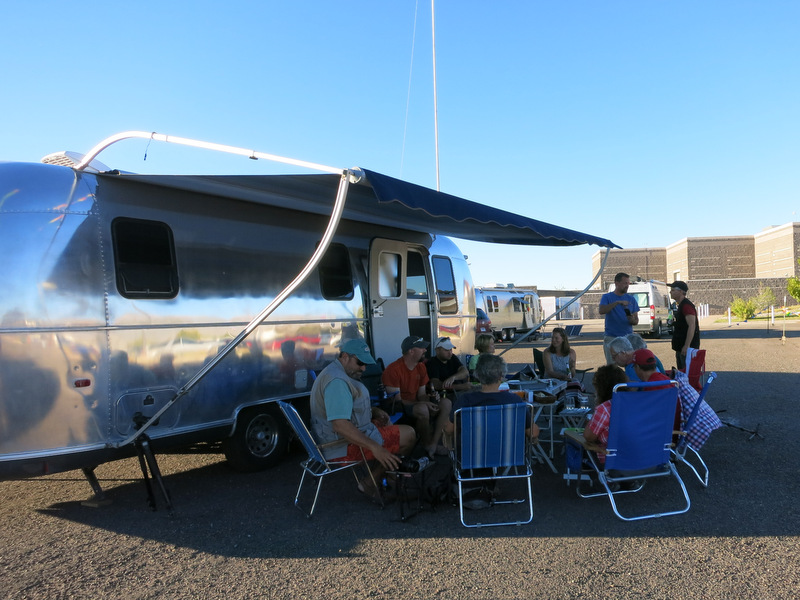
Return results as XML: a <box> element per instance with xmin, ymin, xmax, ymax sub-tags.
<box><xmin>112</xmin><ymin>218</ymin><xmax>178</xmax><ymax>299</ymax></box>
<box><xmin>406</xmin><ymin>251</ymin><xmax>429</xmax><ymax>299</ymax></box>
<box><xmin>319</xmin><ymin>243</ymin><xmax>354</xmax><ymax>300</ymax></box>
<box><xmin>432</xmin><ymin>256</ymin><xmax>457</xmax><ymax>315</ymax></box>
<box><xmin>378</xmin><ymin>252</ymin><xmax>401</xmax><ymax>298</ymax></box>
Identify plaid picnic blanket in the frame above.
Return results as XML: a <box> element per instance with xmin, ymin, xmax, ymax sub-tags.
<box><xmin>675</xmin><ymin>369</ymin><xmax>722</xmax><ymax>449</ymax></box>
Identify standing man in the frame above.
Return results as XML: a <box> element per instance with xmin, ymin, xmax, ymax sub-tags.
<box><xmin>669</xmin><ymin>280</ymin><xmax>700</xmax><ymax>370</ymax></box>
<box><xmin>598</xmin><ymin>272</ymin><xmax>639</xmax><ymax>364</ymax></box>
<box><xmin>382</xmin><ymin>335</ymin><xmax>452</xmax><ymax>458</ymax></box>
<box><xmin>310</xmin><ymin>339</ymin><xmax>416</xmax><ymax>499</ymax></box>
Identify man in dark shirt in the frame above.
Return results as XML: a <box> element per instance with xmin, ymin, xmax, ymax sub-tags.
<box><xmin>426</xmin><ymin>337</ymin><xmax>471</xmax><ymax>395</ymax></box>
<box><xmin>669</xmin><ymin>281</ymin><xmax>700</xmax><ymax>370</ymax></box>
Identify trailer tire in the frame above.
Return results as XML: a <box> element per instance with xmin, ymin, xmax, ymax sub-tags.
<box><xmin>223</xmin><ymin>404</ymin><xmax>287</xmax><ymax>472</ymax></box>
<box><xmin>654</xmin><ymin>322</ymin><xmax>663</xmax><ymax>339</ymax></box>
<box><xmin>504</xmin><ymin>328</ymin><xmax>516</xmax><ymax>341</ymax></box>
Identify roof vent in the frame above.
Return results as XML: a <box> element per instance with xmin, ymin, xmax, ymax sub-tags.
<box><xmin>40</xmin><ymin>151</ymin><xmax>110</xmax><ymax>173</ymax></box>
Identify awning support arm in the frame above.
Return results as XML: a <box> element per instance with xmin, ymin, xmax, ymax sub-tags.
<box><xmin>111</xmin><ymin>167</ymin><xmax>357</xmax><ymax>448</ymax></box>
<box><xmin>75</xmin><ymin>130</ymin><xmax>352</xmax><ymax>176</ymax></box>
<box><xmin>499</xmin><ymin>247</ymin><xmax>612</xmax><ymax>356</ymax></box>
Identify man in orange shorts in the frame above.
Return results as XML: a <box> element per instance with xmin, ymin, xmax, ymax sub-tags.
<box><xmin>310</xmin><ymin>339</ymin><xmax>415</xmax><ymax>499</ymax></box>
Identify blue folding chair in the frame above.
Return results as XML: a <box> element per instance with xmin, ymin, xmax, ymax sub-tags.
<box><xmin>673</xmin><ymin>372</ymin><xmax>719</xmax><ymax>487</ymax></box>
<box><xmin>277</xmin><ymin>400</ymin><xmax>380</xmax><ymax>518</ymax></box>
<box><xmin>453</xmin><ymin>403</ymin><xmax>534</xmax><ymax>528</ymax></box>
<box><xmin>570</xmin><ymin>380</ymin><xmax>691</xmax><ymax>521</ymax></box>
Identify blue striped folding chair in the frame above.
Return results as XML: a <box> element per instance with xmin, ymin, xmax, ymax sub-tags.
<box><xmin>453</xmin><ymin>403</ymin><xmax>533</xmax><ymax>528</ymax></box>
<box><xmin>571</xmin><ymin>380</ymin><xmax>691</xmax><ymax>521</ymax></box>
<box><xmin>277</xmin><ymin>401</ymin><xmax>379</xmax><ymax>518</ymax></box>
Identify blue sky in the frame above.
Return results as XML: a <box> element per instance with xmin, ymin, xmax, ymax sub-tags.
<box><xmin>2</xmin><ymin>1</ymin><xmax>798</xmax><ymax>289</ymax></box>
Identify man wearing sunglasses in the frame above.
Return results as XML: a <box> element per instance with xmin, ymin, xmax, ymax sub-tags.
<box><xmin>310</xmin><ymin>339</ymin><xmax>415</xmax><ymax>499</ymax></box>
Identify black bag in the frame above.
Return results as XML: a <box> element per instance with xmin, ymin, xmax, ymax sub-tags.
<box><xmin>419</xmin><ymin>455</ymin><xmax>454</xmax><ymax>507</ymax></box>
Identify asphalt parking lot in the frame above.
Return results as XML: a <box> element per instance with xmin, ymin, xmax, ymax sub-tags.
<box><xmin>1</xmin><ymin>317</ymin><xmax>799</xmax><ymax>599</ymax></box>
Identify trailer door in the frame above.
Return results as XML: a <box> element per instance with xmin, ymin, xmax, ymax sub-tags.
<box><xmin>368</xmin><ymin>240</ymin><xmax>432</xmax><ymax>365</ymax></box>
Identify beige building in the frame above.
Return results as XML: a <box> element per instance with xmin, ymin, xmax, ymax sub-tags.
<box><xmin>586</xmin><ymin>222</ymin><xmax>799</xmax><ymax>316</ymax></box>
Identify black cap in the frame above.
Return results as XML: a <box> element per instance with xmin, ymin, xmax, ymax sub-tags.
<box><xmin>669</xmin><ymin>281</ymin><xmax>688</xmax><ymax>292</ymax></box>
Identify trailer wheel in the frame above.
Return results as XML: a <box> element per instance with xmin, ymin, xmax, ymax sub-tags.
<box><xmin>503</xmin><ymin>328</ymin><xmax>516</xmax><ymax>341</ymax></box>
<box><xmin>223</xmin><ymin>404</ymin><xmax>287</xmax><ymax>472</ymax></box>
<box><xmin>654</xmin><ymin>322</ymin><xmax>663</xmax><ymax>339</ymax></box>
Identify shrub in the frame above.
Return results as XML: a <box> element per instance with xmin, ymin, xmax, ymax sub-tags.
<box><xmin>789</xmin><ymin>260</ymin><xmax>800</xmax><ymax>304</ymax></box>
<box><xmin>753</xmin><ymin>286</ymin><xmax>777</xmax><ymax>312</ymax></box>
<box><xmin>730</xmin><ymin>296</ymin><xmax>756</xmax><ymax>320</ymax></box>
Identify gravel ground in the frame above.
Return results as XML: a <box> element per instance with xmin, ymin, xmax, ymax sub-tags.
<box><xmin>1</xmin><ymin>317</ymin><xmax>799</xmax><ymax>600</ymax></box>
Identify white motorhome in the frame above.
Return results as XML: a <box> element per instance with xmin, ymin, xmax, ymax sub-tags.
<box><xmin>0</xmin><ymin>132</ymin><xmax>616</xmax><ymax>500</ymax></box>
<box><xmin>476</xmin><ymin>285</ymin><xmax>542</xmax><ymax>341</ymax></box>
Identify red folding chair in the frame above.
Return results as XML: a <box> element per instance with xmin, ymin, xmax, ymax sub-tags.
<box><xmin>684</xmin><ymin>349</ymin><xmax>706</xmax><ymax>392</ymax></box>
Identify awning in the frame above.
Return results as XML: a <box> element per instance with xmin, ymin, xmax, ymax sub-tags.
<box><xmin>363</xmin><ymin>169</ymin><xmax>618</xmax><ymax>248</ymax></box>
<box><xmin>99</xmin><ymin>168</ymin><xmax>618</xmax><ymax>249</ymax></box>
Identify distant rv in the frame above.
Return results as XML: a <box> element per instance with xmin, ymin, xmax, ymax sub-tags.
<box><xmin>475</xmin><ymin>286</ymin><xmax>542</xmax><ymax>341</ymax></box>
<box><xmin>0</xmin><ymin>131</ymin><xmax>615</xmax><ymax>499</ymax></box>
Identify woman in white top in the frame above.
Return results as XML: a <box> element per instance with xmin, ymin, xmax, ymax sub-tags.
<box><xmin>543</xmin><ymin>327</ymin><xmax>578</xmax><ymax>383</ymax></box>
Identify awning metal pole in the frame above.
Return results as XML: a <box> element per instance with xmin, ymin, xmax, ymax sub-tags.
<box><xmin>75</xmin><ymin>130</ymin><xmax>347</xmax><ymax>175</ymax></box>
<box><xmin>499</xmin><ymin>247</ymin><xmax>612</xmax><ymax>356</ymax></box>
<box><xmin>103</xmin><ymin>131</ymin><xmax>359</xmax><ymax>448</ymax></box>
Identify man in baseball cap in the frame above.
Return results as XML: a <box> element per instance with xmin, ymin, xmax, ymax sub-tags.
<box><xmin>669</xmin><ymin>281</ymin><xmax>700</xmax><ymax>370</ymax></box>
<box><xmin>383</xmin><ymin>335</ymin><xmax>451</xmax><ymax>458</ymax></box>
<box><xmin>427</xmin><ymin>336</ymin><xmax>471</xmax><ymax>395</ymax></box>
<box><xmin>310</xmin><ymin>339</ymin><xmax>415</xmax><ymax>502</ymax></box>
<box><xmin>632</xmin><ymin>348</ymin><xmax>671</xmax><ymax>389</ymax></box>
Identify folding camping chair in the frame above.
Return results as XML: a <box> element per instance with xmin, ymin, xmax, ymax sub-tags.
<box><xmin>453</xmin><ymin>403</ymin><xmax>534</xmax><ymax>528</ymax></box>
<box><xmin>277</xmin><ymin>400</ymin><xmax>381</xmax><ymax>518</ymax></box>
<box><xmin>684</xmin><ymin>349</ymin><xmax>706</xmax><ymax>392</ymax></box>
<box><xmin>565</xmin><ymin>380</ymin><xmax>691</xmax><ymax>521</ymax></box>
<box><xmin>672</xmin><ymin>371</ymin><xmax>719</xmax><ymax>487</ymax></box>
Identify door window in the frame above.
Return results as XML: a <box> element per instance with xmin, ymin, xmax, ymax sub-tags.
<box><xmin>377</xmin><ymin>252</ymin><xmax>401</xmax><ymax>298</ymax></box>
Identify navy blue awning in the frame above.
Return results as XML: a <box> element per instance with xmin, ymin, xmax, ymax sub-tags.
<box><xmin>362</xmin><ymin>169</ymin><xmax>617</xmax><ymax>248</ymax></box>
<box><xmin>102</xmin><ymin>168</ymin><xmax>618</xmax><ymax>249</ymax></box>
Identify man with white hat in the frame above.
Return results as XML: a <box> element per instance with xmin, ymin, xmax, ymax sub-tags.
<box><xmin>426</xmin><ymin>336</ymin><xmax>471</xmax><ymax>394</ymax></box>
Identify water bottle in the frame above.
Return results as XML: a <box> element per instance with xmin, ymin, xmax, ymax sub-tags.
<box><xmin>416</xmin><ymin>456</ymin><xmax>431</xmax><ymax>471</ymax></box>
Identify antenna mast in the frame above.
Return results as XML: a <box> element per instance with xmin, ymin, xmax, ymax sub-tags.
<box><xmin>431</xmin><ymin>0</ymin><xmax>440</xmax><ymax>191</ymax></box>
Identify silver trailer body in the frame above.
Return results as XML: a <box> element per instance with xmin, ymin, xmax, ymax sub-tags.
<box><xmin>0</xmin><ymin>135</ymin><xmax>616</xmax><ymax>481</ymax></box>
<box><xmin>0</xmin><ymin>163</ymin><xmax>477</xmax><ymax>477</ymax></box>
<box><xmin>476</xmin><ymin>287</ymin><xmax>542</xmax><ymax>341</ymax></box>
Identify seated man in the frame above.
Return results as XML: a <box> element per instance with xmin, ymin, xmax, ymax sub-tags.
<box><xmin>609</xmin><ymin>336</ymin><xmax>666</xmax><ymax>383</ymax></box>
<box><xmin>426</xmin><ymin>337</ymin><xmax>472</xmax><ymax>396</ymax></box>
<box><xmin>444</xmin><ymin>354</ymin><xmax>539</xmax><ymax>441</ymax></box>
<box><xmin>310</xmin><ymin>339</ymin><xmax>416</xmax><ymax>499</ymax></box>
<box><xmin>382</xmin><ymin>336</ymin><xmax>451</xmax><ymax>459</ymax></box>
<box><xmin>626</xmin><ymin>334</ymin><xmax>666</xmax><ymax>374</ymax></box>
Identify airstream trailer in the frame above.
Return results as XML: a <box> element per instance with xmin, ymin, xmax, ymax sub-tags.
<box><xmin>0</xmin><ymin>132</ymin><xmax>616</xmax><ymax>500</ymax></box>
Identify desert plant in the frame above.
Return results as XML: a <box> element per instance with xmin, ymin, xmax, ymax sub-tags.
<box><xmin>789</xmin><ymin>259</ymin><xmax>800</xmax><ymax>304</ymax></box>
<box><xmin>753</xmin><ymin>286</ymin><xmax>777</xmax><ymax>312</ymax></box>
<box><xmin>730</xmin><ymin>296</ymin><xmax>756</xmax><ymax>320</ymax></box>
